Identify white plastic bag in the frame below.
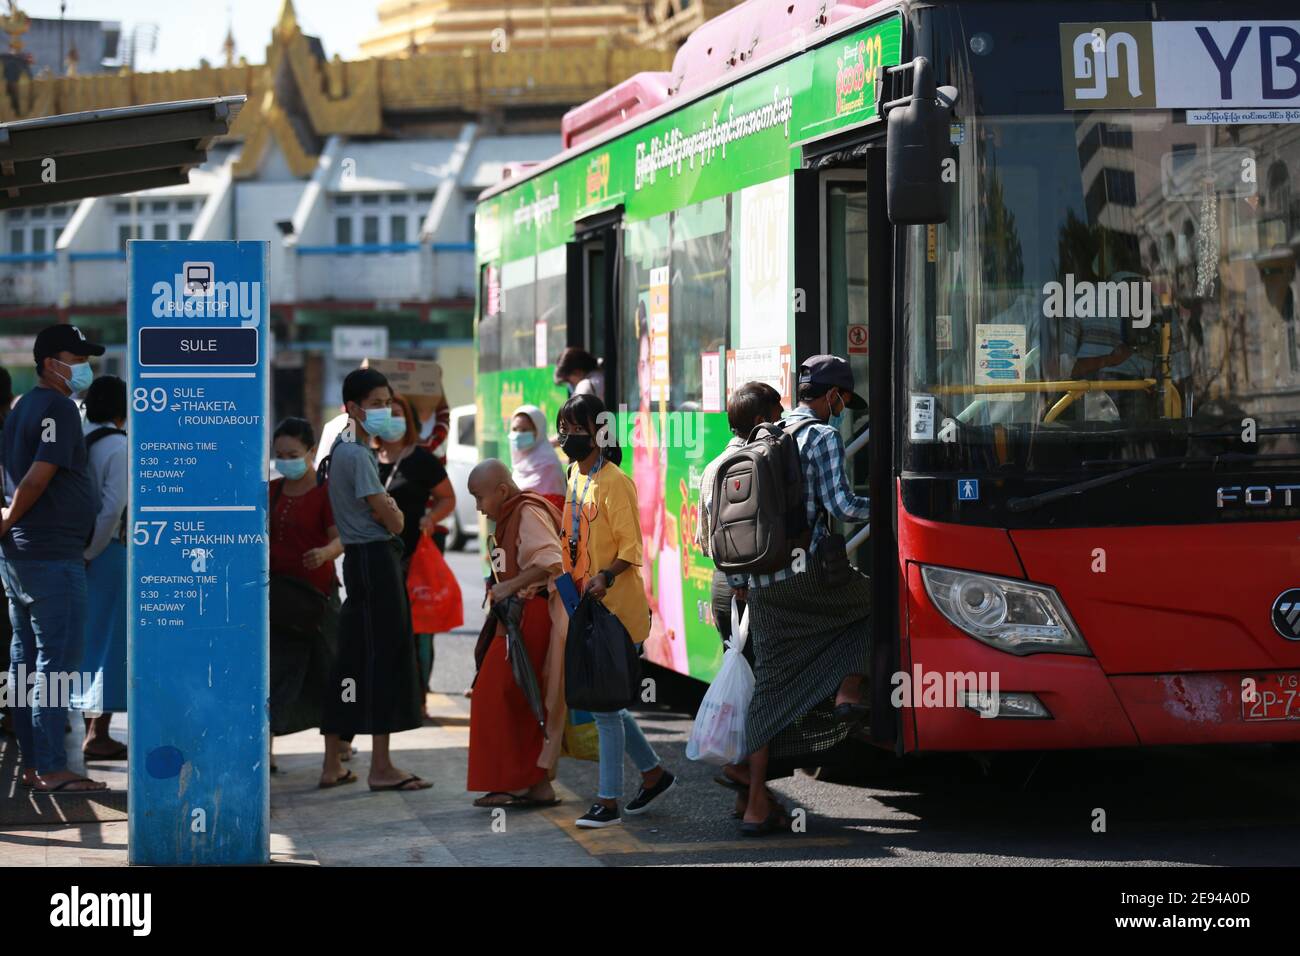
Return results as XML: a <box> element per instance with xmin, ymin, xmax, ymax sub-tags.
<box><xmin>686</xmin><ymin>596</ymin><xmax>755</xmax><ymax>765</ymax></box>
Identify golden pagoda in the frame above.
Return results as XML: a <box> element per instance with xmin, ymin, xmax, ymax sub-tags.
<box><xmin>0</xmin><ymin>0</ymin><xmax>745</xmax><ymax>139</ymax></box>
<box><xmin>0</xmin><ymin>0</ymin><xmax>29</xmax><ymax>55</ymax></box>
<box><xmin>360</xmin><ymin>0</ymin><xmax>738</xmax><ymax>57</ymax></box>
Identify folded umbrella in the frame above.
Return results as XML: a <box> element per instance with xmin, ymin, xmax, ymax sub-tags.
<box><xmin>493</xmin><ymin>595</ymin><xmax>547</xmax><ymax>738</ymax></box>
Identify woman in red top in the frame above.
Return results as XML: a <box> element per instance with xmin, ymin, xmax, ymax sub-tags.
<box><xmin>269</xmin><ymin>418</ymin><xmax>348</xmax><ymax>788</ymax></box>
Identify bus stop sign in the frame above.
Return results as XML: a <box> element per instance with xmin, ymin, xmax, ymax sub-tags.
<box><xmin>127</xmin><ymin>241</ymin><xmax>269</xmax><ymax>865</ymax></box>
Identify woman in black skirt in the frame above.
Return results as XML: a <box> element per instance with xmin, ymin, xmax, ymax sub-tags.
<box><xmin>319</xmin><ymin>368</ymin><xmax>431</xmax><ymax>792</ymax></box>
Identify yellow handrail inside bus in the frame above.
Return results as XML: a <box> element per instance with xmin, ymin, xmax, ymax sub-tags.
<box><xmin>932</xmin><ymin>379</ymin><xmax>1157</xmax><ymax>395</ymax></box>
<box><xmin>931</xmin><ymin>378</ymin><xmax>1192</xmax><ymax>424</ymax></box>
<box><xmin>1044</xmin><ymin>390</ymin><xmax>1085</xmax><ymax>423</ymax></box>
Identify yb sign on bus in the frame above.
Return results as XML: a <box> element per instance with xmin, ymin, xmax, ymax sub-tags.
<box><xmin>1062</xmin><ymin>20</ymin><xmax>1300</xmax><ymax>112</ymax></box>
<box><xmin>127</xmin><ymin>241</ymin><xmax>269</xmax><ymax>866</ymax></box>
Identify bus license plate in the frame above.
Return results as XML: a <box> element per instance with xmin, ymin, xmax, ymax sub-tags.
<box><xmin>1242</xmin><ymin>672</ymin><xmax>1300</xmax><ymax>721</ymax></box>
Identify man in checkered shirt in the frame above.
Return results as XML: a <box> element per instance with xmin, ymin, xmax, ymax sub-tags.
<box><xmin>738</xmin><ymin>354</ymin><xmax>873</xmax><ymax>837</ymax></box>
<box><xmin>748</xmin><ymin>355</ymin><xmax>872</xmax><ymax>589</ymax></box>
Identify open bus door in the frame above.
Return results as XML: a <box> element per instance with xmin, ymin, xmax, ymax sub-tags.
<box><xmin>566</xmin><ymin>208</ymin><xmax>622</xmax><ymax>402</ymax></box>
<box><xmin>798</xmin><ymin>142</ymin><xmax>901</xmax><ymax>751</ymax></box>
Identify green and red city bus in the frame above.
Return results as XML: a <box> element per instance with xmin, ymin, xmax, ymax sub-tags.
<box><xmin>473</xmin><ymin>0</ymin><xmax>1300</xmax><ymax>754</ymax></box>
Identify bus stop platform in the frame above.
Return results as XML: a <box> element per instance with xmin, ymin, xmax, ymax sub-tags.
<box><xmin>0</xmin><ymin>714</ymin><xmax>129</xmax><ymax>828</ymax></box>
<box><xmin>0</xmin><ymin>691</ymin><xmax>602</xmax><ymax>867</ymax></box>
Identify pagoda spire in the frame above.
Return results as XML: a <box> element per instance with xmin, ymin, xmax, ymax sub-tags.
<box><xmin>222</xmin><ymin>4</ymin><xmax>237</xmax><ymax>67</ymax></box>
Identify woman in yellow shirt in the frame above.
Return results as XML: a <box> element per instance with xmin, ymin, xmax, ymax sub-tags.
<box><xmin>558</xmin><ymin>393</ymin><xmax>677</xmax><ymax>829</ymax></box>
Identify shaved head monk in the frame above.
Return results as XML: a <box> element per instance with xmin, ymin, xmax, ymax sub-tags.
<box><xmin>465</xmin><ymin>458</ymin><xmax>569</xmax><ymax>808</ymax></box>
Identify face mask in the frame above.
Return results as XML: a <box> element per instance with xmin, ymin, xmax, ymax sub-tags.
<box><xmin>509</xmin><ymin>431</ymin><xmax>536</xmax><ymax>452</ymax></box>
<box><xmin>375</xmin><ymin>417</ymin><xmax>407</xmax><ymax>443</ymax></box>
<box><xmin>828</xmin><ymin>391</ymin><xmax>846</xmax><ymax>429</ymax></box>
<box><xmin>560</xmin><ymin>432</ymin><xmax>594</xmax><ymax>462</ymax></box>
<box><xmin>361</xmin><ymin>407</ymin><xmax>392</xmax><ymax>434</ymax></box>
<box><xmin>275</xmin><ymin>458</ymin><xmax>308</xmax><ymax>480</ymax></box>
<box><xmin>56</xmin><ymin>359</ymin><xmax>93</xmax><ymax>394</ymax></box>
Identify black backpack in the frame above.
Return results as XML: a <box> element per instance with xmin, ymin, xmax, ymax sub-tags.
<box><xmin>709</xmin><ymin>417</ymin><xmax>819</xmax><ymax>575</ymax></box>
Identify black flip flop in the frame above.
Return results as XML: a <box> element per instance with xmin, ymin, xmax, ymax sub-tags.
<box><xmin>473</xmin><ymin>791</ymin><xmax>520</xmax><ymax>807</ymax></box>
<box><xmin>740</xmin><ymin>810</ymin><xmax>792</xmax><ymax>837</ymax></box>
<box><xmin>369</xmin><ymin>775</ymin><xmax>430</xmax><ymax>792</ymax></box>
<box><xmin>712</xmin><ymin>773</ymin><xmax>748</xmax><ymax>793</ymax></box>
<box><xmin>473</xmin><ymin>792</ymin><xmax>561</xmax><ymax>808</ymax></box>
<box><xmin>318</xmin><ymin>769</ymin><xmax>358</xmax><ymax>789</ymax></box>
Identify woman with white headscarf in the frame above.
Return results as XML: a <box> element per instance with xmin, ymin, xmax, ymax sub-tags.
<box><xmin>508</xmin><ymin>405</ymin><xmax>566</xmax><ymax>510</ymax></box>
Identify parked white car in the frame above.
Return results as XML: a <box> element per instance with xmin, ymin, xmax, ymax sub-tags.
<box><xmin>443</xmin><ymin>403</ymin><xmax>480</xmax><ymax>550</ymax></box>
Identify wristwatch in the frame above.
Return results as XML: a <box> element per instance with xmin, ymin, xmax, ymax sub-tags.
<box><xmin>600</xmin><ymin>569</ymin><xmax>617</xmax><ymax>589</ymax></box>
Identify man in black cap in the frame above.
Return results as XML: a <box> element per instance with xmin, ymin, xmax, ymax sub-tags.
<box><xmin>736</xmin><ymin>353</ymin><xmax>873</xmax><ymax>836</ymax></box>
<box><xmin>0</xmin><ymin>324</ymin><xmax>107</xmax><ymax>792</ymax></box>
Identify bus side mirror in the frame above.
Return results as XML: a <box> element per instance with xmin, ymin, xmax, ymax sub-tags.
<box><xmin>885</xmin><ymin>57</ymin><xmax>958</xmax><ymax>225</ymax></box>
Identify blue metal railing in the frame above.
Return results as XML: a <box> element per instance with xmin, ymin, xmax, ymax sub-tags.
<box><xmin>0</xmin><ymin>252</ymin><xmax>57</xmax><ymax>263</ymax></box>
<box><xmin>296</xmin><ymin>243</ymin><xmax>422</xmax><ymax>256</ymax></box>
<box><xmin>295</xmin><ymin>242</ymin><xmax>475</xmax><ymax>256</ymax></box>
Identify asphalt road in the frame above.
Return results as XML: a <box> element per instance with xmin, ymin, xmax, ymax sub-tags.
<box><xmin>438</xmin><ymin>541</ymin><xmax>1300</xmax><ymax>867</ymax></box>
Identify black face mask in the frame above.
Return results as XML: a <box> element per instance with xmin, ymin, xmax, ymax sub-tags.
<box><xmin>561</xmin><ymin>432</ymin><xmax>594</xmax><ymax>462</ymax></box>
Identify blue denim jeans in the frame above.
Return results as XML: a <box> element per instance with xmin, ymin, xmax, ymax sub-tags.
<box><xmin>1</xmin><ymin>557</ymin><xmax>87</xmax><ymax>775</ymax></box>
<box><xmin>592</xmin><ymin>708</ymin><xmax>660</xmax><ymax>800</ymax></box>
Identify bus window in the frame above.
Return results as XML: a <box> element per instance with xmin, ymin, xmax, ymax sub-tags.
<box><xmin>669</xmin><ymin>196</ymin><xmax>730</xmax><ymax>411</ymax></box>
<box><xmin>904</xmin><ymin>107</ymin><xmax>1300</xmax><ymax>476</ymax></box>
<box><xmin>622</xmin><ymin>214</ymin><xmax>671</xmax><ymax>414</ymax></box>
<box><xmin>823</xmin><ymin>175</ymin><xmax>870</xmax><ymax>498</ymax></box>
<box><xmin>478</xmin><ymin>263</ymin><xmax>500</xmax><ymax>374</ymax></box>
<box><xmin>499</xmin><ymin>255</ymin><xmax>536</xmax><ymax>372</ymax></box>
<box><xmin>536</xmin><ymin>245</ymin><xmax>566</xmax><ymax>365</ymax></box>
<box><xmin>584</xmin><ymin>242</ymin><xmax>605</xmax><ymax>361</ymax></box>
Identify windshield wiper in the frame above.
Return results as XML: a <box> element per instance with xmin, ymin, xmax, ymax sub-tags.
<box><xmin>1006</xmin><ymin>453</ymin><xmax>1300</xmax><ymax>513</ymax></box>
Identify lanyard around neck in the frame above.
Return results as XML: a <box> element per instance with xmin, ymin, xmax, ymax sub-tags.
<box><xmin>382</xmin><ymin>444</ymin><xmax>413</xmax><ymax>491</ymax></box>
<box><xmin>568</xmin><ymin>455</ymin><xmax>602</xmax><ymax>554</ymax></box>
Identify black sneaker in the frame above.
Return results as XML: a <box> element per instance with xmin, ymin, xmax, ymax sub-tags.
<box><xmin>625</xmin><ymin>770</ymin><xmax>677</xmax><ymax>816</ymax></box>
<box><xmin>575</xmin><ymin>803</ymin><xmax>621</xmax><ymax>829</ymax></box>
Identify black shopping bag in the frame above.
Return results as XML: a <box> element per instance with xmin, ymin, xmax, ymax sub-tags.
<box><xmin>564</xmin><ymin>595</ymin><xmax>641</xmax><ymax>712</ymax></box>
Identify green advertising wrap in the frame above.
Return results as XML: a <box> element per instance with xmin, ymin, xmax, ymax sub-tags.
<box><xmin>477</xmin><ymin>14</ymin><xmax>903</xmax><ymax>681</ymax></box>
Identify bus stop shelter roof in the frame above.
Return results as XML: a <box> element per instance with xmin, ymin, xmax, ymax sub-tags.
<box><xmin>0</xmin><ymin>95</ymin><xmax>245</xmax><ymax>211</ymax></box>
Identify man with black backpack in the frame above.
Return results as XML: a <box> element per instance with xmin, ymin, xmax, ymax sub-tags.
<box><xmin>709</xmin><ymin>354</ymin><xmax>872</xmax><ymax>836</ymax></box>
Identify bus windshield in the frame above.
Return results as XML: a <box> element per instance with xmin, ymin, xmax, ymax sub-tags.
<box><xmin>903</xmin><ymin>4</ymin><xmax>1300</xmax><ymax>478</ymax></box>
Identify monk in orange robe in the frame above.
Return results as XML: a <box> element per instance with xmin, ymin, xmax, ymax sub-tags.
<box><xmin>466</xmin><ymin>459</ymin><xmax>569</xmax><ymax>807</ymax></box>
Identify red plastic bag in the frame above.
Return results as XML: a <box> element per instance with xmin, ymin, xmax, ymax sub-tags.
<box><xmin>407</xmin><ymin>535</ymin><xmax>464</xmax><ymax>634</ymax></box>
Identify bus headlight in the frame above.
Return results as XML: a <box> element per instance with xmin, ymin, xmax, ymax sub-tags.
<box><xmin>921</xmin><ymin>566</ymin><xmax>1091</xmax><ymax>656</ymax></box>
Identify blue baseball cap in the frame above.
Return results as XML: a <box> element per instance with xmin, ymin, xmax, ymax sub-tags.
<box><xmin>798</xmin><ymin>354</ymin><xmax>866</xmax><ymax>409</ymax></box>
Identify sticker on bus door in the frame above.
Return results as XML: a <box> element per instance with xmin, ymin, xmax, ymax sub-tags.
<box><xmin>909</xmin><ymin>394</ymin><xmax>935</xmax><ymax>441</ymax></box>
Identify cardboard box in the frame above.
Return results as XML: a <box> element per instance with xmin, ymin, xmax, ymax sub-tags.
<box><xmin>361</xmin><ymin>357</ymin><xmax>444</xmax><ymax>399</ymax></box>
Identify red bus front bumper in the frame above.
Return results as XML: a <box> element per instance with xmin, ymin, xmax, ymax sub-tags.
<box><xmin>897</xmin><ymin>507</ymin><xmax>1300</xmax><ymax>752</ymax></box>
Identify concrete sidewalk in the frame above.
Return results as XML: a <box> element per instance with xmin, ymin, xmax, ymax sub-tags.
<box><xmin>0</xmin><ymin>692</ymin><xmax>613</xmax><ymax>867</ymax></box>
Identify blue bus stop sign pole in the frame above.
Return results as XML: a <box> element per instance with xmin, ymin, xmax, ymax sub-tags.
<box><xmin>127</xmin><ymin>241</ymin><xmax>269</xmax><ymax>865</ymax></box>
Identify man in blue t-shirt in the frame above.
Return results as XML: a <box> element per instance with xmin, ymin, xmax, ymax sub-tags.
<box><xmin>1</xmin><ymin>324</ymin><xmax>107</xmax><ymax>792</ymax></box>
